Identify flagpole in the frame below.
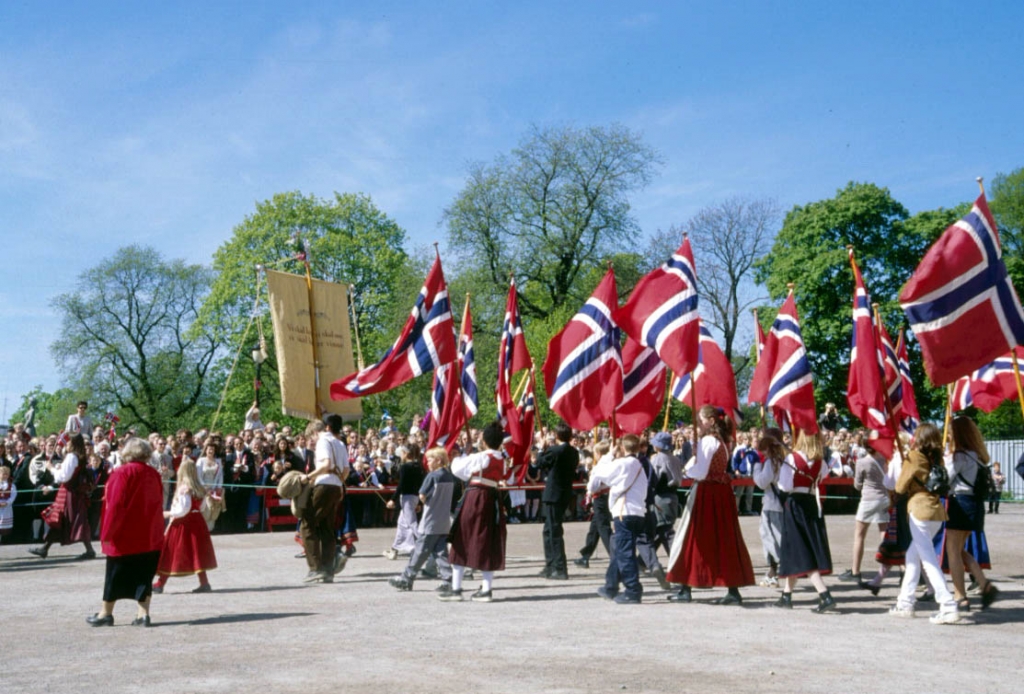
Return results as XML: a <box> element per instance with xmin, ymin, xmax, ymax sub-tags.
<box><xmin>753</xmin><ymin>308</ymin><xmax>765</xmax><ymax>429</ymax></box>
<box><xmin>689</xmin><ymin>371</ymin><xmax>699</xmax><ymax>450</ymax></box>
<box><xmin>942</xmin><ymin>383</ymin><xmax>953</xmax><ymax>450</ymax></box>
<box><xmin>1011</xmin><ymin>352</ymin><xmax>1024</xmax><ymax>425</ymax></box>
<box><xmin>348</xmin><ymin>284</ymin><xmax>365</xmax><ymax>372</ymax></box>
<box><xmin>460</xmin><ymin>293</ymin><xmax>474</xmax><ymax>443</ymax></box>
<box><xmin>661</xmin><ymin>369</ymin><xmax>673</xmax><ymax>431</ymax></box>
<box><xmin>299</xmin><ymin>240</ymin><xmax>324</xmax><ymax>419</ymax></box>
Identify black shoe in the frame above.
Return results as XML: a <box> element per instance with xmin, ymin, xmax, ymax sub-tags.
<box><xmin>837</xmin><ymin>569</ymin><xmax>859</xmax><ymax>582</ymax></box>
<box><xmin>192</xmin><ymin>584</ymin><xmax>212</xmax><ymax>594</ymax></box>
<box><xmin>773</xmin><ymin>593</ymin><xmax>793</xmax><ymax>609</ymax></box>
<box><xmin>614</xmin><ymin>593</ymin><xmax>642</xmax><ymax>605</ymax></box>
<box><xmin>29</xmin><ymin>546</ymin><xmax>48</xmax><ymax>559</ymax></box>
<box><xmin>435</xmin><ymin>581</ymin><xmax>452</xmax><ymax>593</ymax></box>
<box><xmin>130</xmin><ymin>616</ymin><xmax>152</xmax><ymax>627</ymax></box>
<box><xmin>858</xmin><ymin>580</ymin><xmax>880</xmax><ymax>597</ymax></box>
<box><xmin>470</xmin><ymin>588</ymin><xmax>493</xmax><ymax>603</ymax></box>
<box><xmin>814</xmin><ymin>592</ymin><xmax>838</xmax><ymax>613</ymax></box>
<box><xmin>419</xmin><ymin>568</ymin><xmax>439</xmax><ymax>580</ymax></box>
<box><xmin>712</xmin><ymin>589</ymin><xmax>743</xmax><ymax>606</ymax></box>
<box><xmin>537</xmin><ymin>569</ymin><xmax>552</xmax><ymax>578</ymax></box>
<box><xmin>652</xmin><ymin>567</ymin><xmax>671</xmax><ymax>591</ymax></box>
<box><xmin>597</xmin><ymin>586</ymin><xmax>618</xmax><ymax>601</ymax></box>
<box><xmin>150</xmin><ymin>584</ymin><xmax>164</xmax><ymax>594</ymax></box>
<box><xmin>321</xmin><ymin>573</ymin><xmax>334</xmax><ymax>584</ymax></box>
<box><xmin>86</xmin><ymin>613</ymin><xmax>114</xmax><ymax>627</ymax></box>
<box><xmin>981</xmin><ymin>583</ymin><xmax>1000</xmax><ymax>609</ymax></box>
<box><xmin>547</xmin><ymin>571</ymin><xmax>569</xmax><ymax>581</ymax></box>
<box><xmin>573</xmin><ymin>556</ymin><xmax>590</xmax><ymax>569</ymax></box>
<box><xmin>389</xmin><ymin>576</ymin><xmax>413</xmax><ymax>591</ymax></box>
<box><xmin>667</xmin><ymin>587</ymin><xmax>692</xmax><ymax>603</ymax></box>
<box><xmin>78</xmin><ymin>550</ymin><xmax>97</xmax><ymax>560</ymax></box>
<box><xmin>438</xmin><ymin>588</ymin><xmax>463</xmax><ymax>602</ymax></box>
<box><xmin>342</xmin><ymin>545</ymin><xmax>356</xmax><ymax>557</ymax></box>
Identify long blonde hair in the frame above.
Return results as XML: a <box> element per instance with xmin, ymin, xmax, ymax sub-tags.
<box><xmin>951</xmin><ymin>416</ymin><xmax>990</xmax><ymax>464</ymax></box>
<box><xmin>175</xmin><ymin>458</ymin><xmax>207</xmax><ymax>500</ymax></box>
<box><xmin>795</xmin><ymin>431</ymin><xmax>824</xmax><ymax>462</ymax></box>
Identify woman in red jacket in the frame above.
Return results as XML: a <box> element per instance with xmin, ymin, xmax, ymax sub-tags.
<box><xmin>87</xmin><ymin>437</ymin><xmax>165</xmax><ymax>627</ymax></box>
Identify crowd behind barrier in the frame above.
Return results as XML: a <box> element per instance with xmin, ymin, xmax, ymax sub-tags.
<box><xmin>3</xmin><ymin>405</ymin><xmax>1019</xmax><ymax>548</ymax></box>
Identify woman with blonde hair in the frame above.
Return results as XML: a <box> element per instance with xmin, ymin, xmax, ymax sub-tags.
<box><xmin>774</xmin><ymin>430</ymin><xmax>836</xmax><ymax>612</ymax></box>
<box><xmin>152</xmin><ymin>458</ymin><xmax>218</xmax><ymax>594</ymax></box>
<box><xmin>945</xmin><ymin>416</ymin><xmax>998</xmax><ymax>609</ymax></box>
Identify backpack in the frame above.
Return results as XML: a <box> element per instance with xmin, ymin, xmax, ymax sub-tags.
<box><xmin>960</xmin><ymin>462</ymin><xmax>997</xmax><ymax>500</ymax></box>
<box><xmin>922</xmin><ymin>460</ymin><xmax>950</xmax><ymax>498</ymax></box>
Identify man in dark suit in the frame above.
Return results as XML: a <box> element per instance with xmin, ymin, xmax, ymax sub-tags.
<box><xmin>536</xmin><ymin>422</ymin><xmax>579</xmax><ymax>580</ymax></box>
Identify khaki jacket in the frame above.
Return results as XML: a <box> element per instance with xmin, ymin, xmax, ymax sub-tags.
<box><xmin>895</xmin><ymin>450</ymin><xmax>947</xmax><ymax>523</ymax></box>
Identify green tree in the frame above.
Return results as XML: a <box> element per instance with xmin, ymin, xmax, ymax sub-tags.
<box><xmin>754</xmin><ymin>183</ymin><xmax>959</xmax><ymax>421</ymax></box>
<box><xmin>8</xmin><ymin>386</ymin><xmax>86</xmax><ymax>437</ymax></box>
<box><xmin>991</xmin><ymin>167</ymin><xmax>1024</xmax><ymax>296</ymax></box>
<box><xmin>51</xmin><ymin>245</ymin><xmax>217</xmax><ymax>434</ymax></box>
<box><xmin>199</xmin><ymin>191</ymin><xmax>410</xmax><ymax>431</ymax></box>
<box><xmin>444</xmin><ymin>123</ymin><xmax>661</xmax><ymax>321</ymax></box>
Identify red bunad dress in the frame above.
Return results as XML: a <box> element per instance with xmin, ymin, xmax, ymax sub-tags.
<box><xmin>157</xmin><ymin>493</ymin><xmax>218</xmax><ymax>577</ymax></box>
<box><xmin>666</xmin><ymin>435</ymin><xmax>755</xmax><ymax>587</ymax></box>
<box><xmin>449</xmin><ymin>450</ymin><xmax>507</xmax><ymax>572</ymax></box>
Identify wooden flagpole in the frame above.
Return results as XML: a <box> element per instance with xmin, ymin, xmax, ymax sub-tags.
<box><xmin>1011</xmin><ymin>352</ymin><xmax>1024</xmax><ymax>425</ymax></box>
<box><xmin>942</xmin><ymin>383</ymin><xmax>953</xmax><ymax>450</ymax></box>
<box><xmin>460</xmin><ymin>293</ymin><xmax>474</xmax><ymax>443</ymax></box>
<box><xmin>753</xmin><ymin>307</ymin><xmax>765</xmax><ymax>429</ymax></box>
<box><xmin>690</xmin><ymin>370</ymin><xmax>699</xmax><ymax>450</ymax></box>
<box><xmin>301</xmin><ymin>241</ymin><xmax>323</xmax><ymax>419</ymax></box>
<box><xmin>872</xmin><ymin>303</ymin><xmax>910</xmax><ymax>465</ymax></box>
<box><xmin>661</xmin><ymin>369</ymin><xmax>673</xmax><ymax>431</ymax></box>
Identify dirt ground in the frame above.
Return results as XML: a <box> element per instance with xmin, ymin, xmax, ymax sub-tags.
<box><xmin>3</xmin><ymin>507</ymin><xmax>1022</xmax><ymax>694</ymax></box>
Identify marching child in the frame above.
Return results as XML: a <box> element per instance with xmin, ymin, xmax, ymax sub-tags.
<box><xmin>152</xmin><ymin>458</ymin><xmax>218</xmax><ymax>594</ymax></box>
<box><xmin>388</xmin><ymin>447</ymin><xmax>456</xmax><ymax>592</ymax></box>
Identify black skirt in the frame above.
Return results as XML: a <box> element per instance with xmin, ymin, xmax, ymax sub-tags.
<box><xmin>778</xmin><ymin>493</ymin><xmax>832</xmax><ymax>578</ymax></box>
<box><xmin>448</xmin><ymin>486</ymin><xmax>506</xmax><ymax>571</ymax></box>
<box><xmin>103</xmin><ymin>551</ymin><xmax>161</xmax><ymax>602</ymax></box>
<box><xmin>947</xmin><ymin>494</ymin><xmax>984</xmax><ymax>532</ymax></box>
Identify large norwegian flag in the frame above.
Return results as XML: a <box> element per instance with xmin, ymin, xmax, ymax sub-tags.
<box><xmin>876</xmin><ymin>317</ymin><xmax>904</xmax><ymax>419</ymax></box>
<box><xmin>896</xmin><ymin>331</ymin><xmax>921</xmax><ymax>432</ymax></box>
<box><xmin>427</xmin><ymin>359</ymin><xmax>465</xmax><ymax>453</ymax></box>
<box><xmin>615</xmin><ymin>337</ymin><xmax>667</xmax><ymax>435</ymax></box>
<box><xmin>615</xmin><ymin>238</ymin><xmax>700</xmax><ymax>377</ymax></box>
<box><xmin>846</xmin><ymin>249</ymin><xmax>891</xmax><ymax>434</ymax></box>
<box><xmin>671</xmin><ymin>321</ymin><xmax>742</xmax><ymax>421</ymax></box>
<box><xmin>748</xmin><ymin>293</ymin><xmax>819</xmax><ymax>433</ymax></box>
<box><xmin>951</xmin><ymin>347</ymin><xmax>1024</xmax><ymax>413</ymax></box>
<box><xmin>459</xmin><ymin>298</ymin><xmax>478</xmax><ymax>417</ymax></box>
<box><xmin>331</xmin><ymin>255</ymin><xmax>456</xmax><ymax>399</ymax></box>
<box><xmin>497</xmin><ymin>277</ymin><xmax>533</xmax><ymax>450</ymax></box>
<box><xmin>511</xmin><ymin>372</ymin><xmax>537</xmax><ymax>483</ymax></box>
<box><xmin>542</xmin><ymin>268</ymin><xmax>623</xmax><ymax>430</ymax></box>
<box><xmin>900</xmin><ymin>193</ymin><xmax>1024</xmax><ymax>386</ymax></box>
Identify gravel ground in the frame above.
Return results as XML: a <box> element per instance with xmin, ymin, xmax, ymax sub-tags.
<box><xmin>3</xmin><ymin>507</ymin><xmax>1022</xmax><ymax>694</ymax></box>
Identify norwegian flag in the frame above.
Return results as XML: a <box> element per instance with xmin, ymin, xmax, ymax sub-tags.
<box><xmin>56</xmin><ymin>430</ymin><xmax>70</xmax><ymax>447</ymax></box>
<box><xmin>754</xmin><ymin>312</ymin><xmax>767</xmax><ymax>362</ymax></box>
<box><xmin>895</xmin><ymin>331</ymin><xmax>921</xmax><ymax>432</ymax></box>
<box><xmin>748</xmin><ymin>293</ymin><xmax>819</xmax><ymax>433</ymax></box>
<box><xmin>497</xmin><ymin>277</ymin><xmax>532</xmax><ymax>450</ymax></box>
<box><xmin>542</xmin><ymin>268</ymin><xmax>623</xmax><ymax>430</ymax></box>
<box><xmin>846</xmin><ymin>249</ymin><xmax>891</xmax><ymax>434</ymax></box>
<box><xmin>330</xmin><ymin>255</ymin><xmax>456</xmax><ymax>399</ymax></box>
<box><xmin>615</xmin><ymin>238</ymin><xmax>700</xmax><ymax>377</ymax></box>
<box><xmin>104</xmin><ymin>412</ymin><xmax>121</xmax><ymax>442</ymax></box>
<box><xmin>951</xmin><ymin>347</ymin><xmax>1024</xmax><ymax>413</ymax></box>
<box><xmin>671</xmin><ymin>322</ymin><xmax>742</xmax><ymax>421</ymax></box>
<box><xmin>511</xmin><ymin>373</ymin><xmax>537</xmax><ymax>483</ymax></box>
<box><xmin>459</xmin><ymin>297</ymin><xmax>478</xmax><ymax>417</ymax></box>
<box><xmin>615</xmin><ymin>337</ymin><xmax>667</xmax><ymax>435</ymax></box>
<box><xmin>427</xmin><ymin>360</ymin><xmax>465</xmax><ymax>454</ymax></box>
<box><xmin>900</xmin><ymin>193</ymin><xmax>1024</xmax><ymax>386</ymax></box>
<box><xmin>876</xmin><ymin>317</ymin><xmax>904</xmax><ymax>418</ymax></box>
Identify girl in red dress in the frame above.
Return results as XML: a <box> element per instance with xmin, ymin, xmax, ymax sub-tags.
<box><xmin>666</xmin><ymin>406</ymin><xmax>755</xmax><ymax>604</ymax></box>
<box><xmin>153</xmin><ymin>458</ymin><xmax>218</xmax><ymax>594</ymax></box>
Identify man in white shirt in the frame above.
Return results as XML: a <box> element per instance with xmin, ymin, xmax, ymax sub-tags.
<box><xmin>300</xmin><ymin>414</ymin><xmax>349</xmax><ymax>584</ymax></box>
<box><xmin>588</xmin><ymin>434</ymin><xmax>648</xmax><ymax>605</ymax></box>
<box><xmin>65</xmin><ymin>401</ymin><xmax>94</xmax><ymax>442</ymax></box>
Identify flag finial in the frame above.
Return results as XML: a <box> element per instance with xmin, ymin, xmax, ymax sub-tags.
<box><xmin>976</xmin><ymin>176</ymin><xmax>985</xmax><ymax>196</ymax></box>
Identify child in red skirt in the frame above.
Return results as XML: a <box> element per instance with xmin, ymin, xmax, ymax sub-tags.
<box><xmin>153</xmin><ymin>458</ymin><xmax>218</xmax><ymax>594</ymax></box>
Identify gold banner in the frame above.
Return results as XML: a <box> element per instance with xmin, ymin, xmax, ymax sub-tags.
<box><xmin>266</xmin><ymin>270</ymin><xmax>362</xmax><ymax>421</ymax></box>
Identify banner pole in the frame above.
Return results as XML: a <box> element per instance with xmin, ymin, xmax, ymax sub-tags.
<box><xmin>1011</xmin><ymin>351</ymin><xmax>1024</xmax><ymax>425</ymax></box>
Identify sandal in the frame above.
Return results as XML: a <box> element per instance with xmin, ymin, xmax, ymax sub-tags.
<box><xmin>956</xmin><ymin>598</ymin><xmax>971</xmax><ymax>612</ymax></box>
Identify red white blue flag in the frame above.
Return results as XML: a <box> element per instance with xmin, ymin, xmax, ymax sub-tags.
<box><xmin>497</xmin><ymin>277</ymin><xmax>532</xmax><ymax>451</ymax></box>
<box><xmin>512</xmin><ymin>372</ymin><xmax>537</xmax><ymax>483</ymax></box>
<box><xmin>951</xmin><ymin>346</ymin><xmax>1024</xmax><ymax>413</ymax></box>
<box><xmin>542</xmin><ymin>268</ymin><xmax>623</xmax><ymax>430</ymax></box>
<box><xmin>671</xmin><ymin>321</ymin><xmax>742</xmax><ymax>421</ymax></box>
<box><xmin>615</xmin><ymin>337</ymin><xmax>666</xmax><ymax>435</ymax></box>
<box><xmin>427</xmin><ymin>359</ymin><xmax>465</xmax><ymax>454</ymax></box>
<box><xmin>331</xmin><ymin>255</ymin><xmax>456</xmax><ymax>399</ymax></box>
<box><xmin>846</xmin><ymin>249</ymin><xmax>891</xmax><ymax>434</ymax></box>
<box><xmin>900</xmin><ymin>193</ymin><xmax>1024</xmax><ymax>386</ymax></box>
<box><xmin>748</xmin><ymin>292</ymin><xmax>819</xmax><ymax>433</ymax></box>
<box><xmin>895</xmin><ymin>331</ymin><xmax>920</xmax><ymax>432</ymax></box>
<box><xmin>459</xmin><ymin>298</ymin><xmax>478</xmax><ymax>417</ymax></box>
<box><xmin>615</xmin><ymin>238</ymin><xmax>700</xmax><ymax>377</ymax></box>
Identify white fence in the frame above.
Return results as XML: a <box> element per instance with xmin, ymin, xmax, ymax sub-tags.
<box><xmin>988</xmin><ymin>439</ymin><xmax>1024</xmax><ymax>500</ymax></box>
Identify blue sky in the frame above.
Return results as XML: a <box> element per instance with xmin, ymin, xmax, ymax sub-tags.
<box><xmin>2</xmin><ymin>1</ymin><xmax>1023</xmax><ymax>419</ymax></box>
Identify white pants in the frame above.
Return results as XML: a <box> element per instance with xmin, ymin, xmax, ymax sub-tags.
<box><xmin>391</xmin><ymin>494</ymin><xmax>419</xmax><ymax>553</ymax></box>
<box><xmin>897</xmin><ymin>515</ymin><xmax>955</xmax><ymax>611</ymax></box>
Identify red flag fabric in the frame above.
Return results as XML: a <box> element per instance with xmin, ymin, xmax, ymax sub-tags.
<box><xmin>542</xmin><ymin>268</ymin><xmax>623</xmax><ymax>430</ymax></box>
<box><xmin>427</xmin><ymin>359</ymin><xmax>465</xmax><ymax>454</ymax></box>
<box><xmin>900</xmin><ymin>193</ymin><xmax>1024</xmax><ymax>386</ymax></box>
<box><xmin>748</xmin><ymin>293</ymin><xmax>819</xmax><ymax>434</ymax></box>
<box><xmin>846</xmin><ymin>249</ymin><xmax>892</xmax><ymax>435</ymax></box>
<box><xmin>615</xmin><ymin>337</ymin><xmax>666</xmax><ymax>435</ymax></box>
<box><xmin>614</xmin><ymin>238</ymin><xmax>700</xmax><ymax>377</ymax></box>
<box><xmin>511</xmin><ymin>372</ymin><xmax>537</xmax><ymax>484</ymax></box>
<box><xmin>896</xmin><ymin>331</ymin><xmax>921</xmax><ymax>432</ymax></box>
<box><xmin>671</xmin><ymin>321</ymin><xmax>742</xmax><ymax>421</ymax></box>
<box><xmin>331</xmin><ymin>255</ymin><xmax>456</xmax><ymax>399</ymax></box>
<box><xmin>952</xmin><ymin>347</ymin><xmax>1024</xmax><ymax>413</ymax></box>
<box><xmin>497</xmin><ymin>277</ymin><xmax>533</xmax><ymax>455</ymax></box>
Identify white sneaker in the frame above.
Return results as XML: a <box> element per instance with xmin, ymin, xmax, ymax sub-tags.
<box><xmin>383</xmin><ymin>548</ymin><xmax>398</xmax><ymax>560</ymax></box>
<box><xmin>929</xmin><ymin>610</ymin><xmax>961</xmax><ymax>625</ymax></box>
<box><xmin>888</xmin><ymin>604</ymin><xmax>915</xmax><ymax>618</ymax></box>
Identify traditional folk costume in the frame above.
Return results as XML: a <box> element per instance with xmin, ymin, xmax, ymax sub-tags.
<box><xmin>197</xmin><ymin>457</ymin><xmax>225</xmax><ymax>531</ymax></box>
<box><xmin>155</xmin><ymin>492</ymin><xmax>218</xmax><ymax>591</ymax></box>
<box><xmin>666</xmin><ymin>435</ymin><xmax>755</xmax><ymax>602</ymax></box>
<box><xmin>445</xmin><ymin>448</ymin><xmax>507</xmax><ymax>602</ymax></box>
<box><xmin>777</xmin><ymin>451</ymin><xmax>832</xmax><ymax>579</ymax></box>
<box><xmin>41</xmin><ymin>453</ymin><xmax>93</xmax><ymax>547</ymax></box>
<box><xmin>0</xmin><ymin>479</ymin><xmax>16</xmax><ymax>538</ymax></box>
